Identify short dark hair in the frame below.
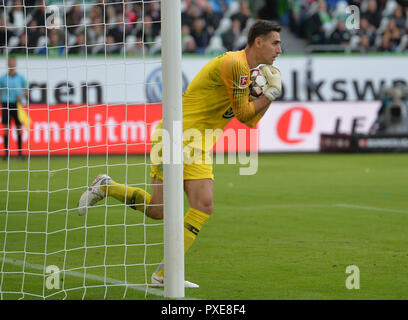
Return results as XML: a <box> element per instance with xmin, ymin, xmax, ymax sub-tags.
<box><xmin>247</xmin><ymin>20</ymin><xmax>281</xmax><ymax>46</ymax></box>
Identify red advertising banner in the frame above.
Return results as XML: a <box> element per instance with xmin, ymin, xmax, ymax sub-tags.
<box><xmin>0</xmin><ymin>104</ymin><xmax>257</xmax><ymax>155</ymax></box>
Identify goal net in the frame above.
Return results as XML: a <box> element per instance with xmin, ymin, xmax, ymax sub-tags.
<box><xmin>0</xmin><ymin>0</ymin><xmax>181</xmax><ymax>299</ymax></box>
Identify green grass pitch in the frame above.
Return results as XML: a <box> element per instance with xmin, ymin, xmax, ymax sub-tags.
<box><xmin>0</xmin><ymin>153</ymin><xmax>407</xmax><ymax>300</ymax></box>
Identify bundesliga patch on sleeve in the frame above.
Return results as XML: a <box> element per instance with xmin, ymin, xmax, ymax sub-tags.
<box><xmin>238</xmin><ymin>76</ymin><xmax>249</xmax><ymax>89</ymax></box>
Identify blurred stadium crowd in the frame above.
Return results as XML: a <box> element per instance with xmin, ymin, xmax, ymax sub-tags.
<box><xmin>290</xmin><ymin>0</ymin><xmax>408</xmax><ymax>52</ymax></box>
<box><xmin>0</xmin><ymin>0</ymin><xmax>407</xmax><ymax>55</ymax></box>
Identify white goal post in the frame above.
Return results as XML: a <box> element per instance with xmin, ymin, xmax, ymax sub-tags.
<box><xmin>161</xmin><ymin>0</ymin><xmax>185</xmax><ymax>299</ymax></box>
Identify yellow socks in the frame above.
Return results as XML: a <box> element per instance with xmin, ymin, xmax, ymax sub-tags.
<box><xmin>100</xmin><ymin>181</ymin><xmax>151</xmax><ymax>213</ymax></box>
<box><xmin>183</xmin><ymin>207</ymin><xmax>210</xmax><ymax>253</ymax></box>
<box><xmin>155</xmin><ymin>207</ymin><xmax>210</xmax><ymax>277</ymax></box>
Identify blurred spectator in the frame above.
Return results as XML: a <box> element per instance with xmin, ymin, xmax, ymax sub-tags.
<box><xmin>391</xmin><ymin>5</ymin><xmax>406</xmax><ymax>31</ymax></box>
<box><xmin>231</xmin><ymin>1</ymin><xmax>251</xmax><ymax>31</ymax></box>
<box><xmin>182</xmin><ymin>2</ymin><xmax>202</xmax><ymax>27</ymax></box>
<box><xmin>289</xmin><ymin>0</ymin><xmax>309</xmax><ymax>38</ymax></box>
<box><xmin>306</xmin><ymin>0</ymin><xmax>333</xmax><ymax>44</ymax></box>
<box><xmin>8</xmin><ymin>0</ymin><xmax>25</xmax><ymax>34</ymax></box>
<box><xmin>143</xmin><ymin>3</ymin><xmax>161</xmax><ymax>40</ymax></box>
<box><xmin>362</xmin><ymin>0</ymin><xmax>382</xmax><ymax>29</ymax></box>
<box><xmin>30</xmin><ymin>0</ymin><xmax>46</xmax><ymax>27</ymax></box>
<box><xmin>27</xmin><ymin>19</ymin><xmax>43</xmax><ymax>51</ymax></box>
<box><xmin>190</xmin><ymin>17</ymin><xmax>211</xmax><ymax>53</ymax></box>
<box><xmin>357</xmin><ymin>17</ymin><xmax>376</xmax><ymax>46</ymax></box>
<box><xmin>358</xmin><ymin>16</ymin><xmax>376</xmax><ymax>37</ymax></box>
<box><xmin>383</xmin><ymin>18</ymin><xmax>401</xmax><ymax>48</ymax></box>
<box><xmin>87</xmin><ymin>16</ymin><xmax>105</xmax><ymax>52</ymax></box>
<box><xmin>377</xmin><ymin>33</ymin><xmax>393</xmax><ymax>52</ymax></box>
<box><xmin>145</xmin><ymin>1</ymin><xmax>161</xmax><ymax>25</ymax></box>
<box><xmin>329</xmin><ymin>19</ymin><xmax>351</xmax><ymax>45</ymax></box>
<box><xmin>0</xmin><ymin>15</ymin><xmax>12</xmax><ymax>54</ymax></box>
<box><xmin>24</xmin><ymin>0</ymin><xmax>38</xmax><ymax>16</ymax></box>
<box><xmin>359</xmin><ymin>33</ymin><xmax>373</xmax><ymax>53</ymax></box>
<box><xmin>202</xmin><ymin>2</ymin><xmax>222</xmax><ymax>36</ymax></box>
<box><xmin>182</xmin><ymin>24</ymin><xmax>192</xmax><ymax>44</ymax></box>
<box><xmin>86</xmin><ymin>4</ymin><xmax>104</xmax><ymax>27</ymax></box>
<box><xmin>66</xmin><ymin>2</ymin><xmax>84</xmax><ymax>36</ymax></box>
<box><xmin>248</xmin><ymin>0</ymin><xmax>266</xmax><ymax>18</ymax></box>
<box><xmin>183</xmin><ymin>35</ymin><xmax>198</xmax><ymax>53</ymax></box>
<box><xmin>9</xmin><ymin>31</ymin><xmax>29</xmax><ymax>54</ymax></box>
<box><xmin>107</xmin><ymin>15</ymin><xmax>125</xmax><ymax>42</ymax></box>
<box><xmin>127</xmin><ymin>33</ymin><xmax>148</xmax><ymax>55</ymax></box>
<box><xmin>68</xmin><ymin>32</ymin><xmax>88</xmax><ymax>55</ymax></box>
<box><xmin>38</xmin><ymin>30</ymin><xmax>65</xmax><ymax>55</ymax></box>
<box><xmin>105</xmin><ymin>3</ymin><xmax>118</xmax><ymax>26</ymax></box>
<box><xmin>125</xmin><ymin>2</ymin><xmax>138</xmax><ymax>24</ymax></box>
<box><xmin>96</xmin><ymin>34</ymin><xmax>122</xmax><ymax>54</ymax></box>
<box><xmin>142</xmin><ymin>15</ymin><xmax>160</xmax><ymax>47</ymax></box>
<box><xmin>221</xmin><ymin>18</ymin><xmax>242</xmax><ymax>51</ymax></box>
<box><xmin>108</xmin><ymin>13</ymin><xmax>125</xmax><ymax>43</ymax></box>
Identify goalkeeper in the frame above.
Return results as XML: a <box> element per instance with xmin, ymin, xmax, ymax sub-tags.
<box><xmin>78</xmin><ymin>20</ymin><xmax>282</xmax><ymax>288</ymax></box>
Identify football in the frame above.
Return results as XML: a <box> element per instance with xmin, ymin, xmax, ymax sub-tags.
<box><xmin>249</xmin><ymin>68</ymin><xmax>267</xmax><ymax>98</ymax></box>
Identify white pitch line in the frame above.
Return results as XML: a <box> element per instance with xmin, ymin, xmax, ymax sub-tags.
<box><xmin>216</xmin><ymin>203</ymin><xmax>408</xmax><ymax>215</ymax></box>
<box><xmin>0</xmin><ymin>257</ymin><xmax>197</xmax><ymax>300</ymax></box>
<box><xmin>216</xmin><ymin>203</ymin><xmax>333</xmax><ymax>209</ymax></box>
<box><xmin>334</xmin><ymin>204</ymin><xmax>408</xmax><ymax>215</ymax></box>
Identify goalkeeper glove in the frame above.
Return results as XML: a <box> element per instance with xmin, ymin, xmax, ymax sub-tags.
<box><xmin>259</xmin><ymin>65</ymin><xmax>282</xmax><ymax>101</ymax></box>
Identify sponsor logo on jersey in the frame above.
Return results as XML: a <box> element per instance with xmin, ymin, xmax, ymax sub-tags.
<box><xmin>239</xmin><ymin>76</ymin><xmax>249</xmax><ymax>89</ymax></box>
<box><xmin>222</xmin><ymin>107</ymin><xmax>235</xmax><ymax>119</ymax></box>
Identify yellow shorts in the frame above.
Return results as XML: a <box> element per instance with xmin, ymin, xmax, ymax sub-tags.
<box><xmin>149</xmin><ymin>121</ymin><xmax>214</xmax><ymax>181</ymax></box>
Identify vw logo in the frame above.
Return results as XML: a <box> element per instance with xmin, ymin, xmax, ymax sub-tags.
<box><xmin>145</xmin><ymin>67</ymin><xmax>189</xmax><ymax>103</ymax></box>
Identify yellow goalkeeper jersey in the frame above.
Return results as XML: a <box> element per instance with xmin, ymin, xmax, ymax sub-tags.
<box><xmin>182</xmin><ymin>49</ymin><xmax>262</xmax><ymax>151</ymax></box>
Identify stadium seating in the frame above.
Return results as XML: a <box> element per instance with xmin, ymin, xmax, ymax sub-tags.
<box><xmin>289</xmin><ymin>0</ymin><xmax>408</xmax><ymax>53</ymax></box>
<box><xmin>0</xmin><ymin>0</ymin><xmax>407</xmax><ymax>55</ymax></box>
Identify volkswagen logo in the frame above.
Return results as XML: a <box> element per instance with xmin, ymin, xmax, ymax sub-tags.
<box><xmin>145</xmin><ymin>66</ymin><xmax>189</xmax><ymax>103</ymax></box>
